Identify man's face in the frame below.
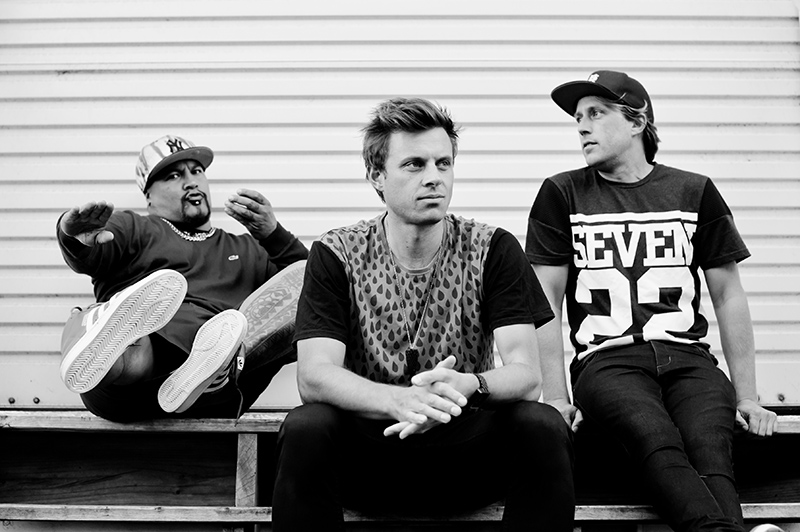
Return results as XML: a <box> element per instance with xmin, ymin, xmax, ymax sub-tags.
<box><xmin>145</xmin><ymin>159</ymin><xmax>211</xmax><ymax>228</ymax></box>
<box><xmin>371</xmin><ymin>128</ymin><xmax>454</xmax><ymax>226</ymax></box>
<box><xmin>574</xmin><ymin>96</ymin><xmax>639</xmax><ymax>170</ymax></box>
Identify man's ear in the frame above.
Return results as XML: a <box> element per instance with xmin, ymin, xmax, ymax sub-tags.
<box><xmin>630</xmin><ymin>116</ymin><xmax>647</xmax><ymax>136</ymax></box>
<box><xmin>366</xmin><ymin>167</ymin><xmax>384</xmax><ymax>192</ymax></box>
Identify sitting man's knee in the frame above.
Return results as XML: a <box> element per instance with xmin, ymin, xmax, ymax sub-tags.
<box><xmin>280</xmin><ymin>403</ymin><xmax>342</xmax><ymax>441</ymax></box>
<box><xmin>508</xmin><ymin>401</ymin><xmax>573</xmax><ymax>442</ymax></box>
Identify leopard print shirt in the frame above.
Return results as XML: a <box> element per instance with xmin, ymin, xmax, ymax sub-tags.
<box><xmin>319</xmin><ymin>213</ymin><xmax>496</xmax><ymax>386</ymax></box>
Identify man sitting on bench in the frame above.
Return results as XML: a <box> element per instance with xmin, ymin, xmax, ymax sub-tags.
<box><xmin>272</xmin><ymin>98</ymin><xmax>575</xmax><ymax>531</ymax></box>
<box><xmin>527</xmin><ymin>70</ymin><xmax>780</xmax><ymax>532</ymax></box>
<box><xmin>57</xmin><ymin>135</ymin><xmax>307</xmax><ymax>421</ymax></box>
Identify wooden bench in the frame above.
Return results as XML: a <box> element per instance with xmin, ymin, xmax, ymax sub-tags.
<box><xmin>1</xmin><ymin>407</ymin><xmax>799</xmax><ymax>531</ymax></box>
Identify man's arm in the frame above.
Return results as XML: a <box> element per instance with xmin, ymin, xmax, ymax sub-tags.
<box><xmin>297</xmin><ymin>337</ymin><xmax>465</xmax><ymax>425</ymax></box>
<box><xmin>705</xmin><ymin>261</ymin><xmax>778</xmax><ymax>437</ymax></box>
<box><xmin>226</xmin><ymin>188</ymin><xmax>309</xmax><ymax>270</ymax></box>
<box><xmin>532</xmin><ymin>264</ymin><xmax>582</xmax><ymax>432</ymax></box>
<box><xmin>484</xmin><ymin>322</ymin><xmax>543</xmax><ymax>401</ymax></box>
<box><xmin>57</xmin><ymin>201</ymin><xmax>123</xmax><ymax>277</ymax></box>
<box><xmin>59</xmin><ymin>201</ymin><xmax>116</xmax><ymax>247</ymax></box>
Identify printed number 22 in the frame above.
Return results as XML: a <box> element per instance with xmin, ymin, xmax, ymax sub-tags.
<box><xmin>574</xmin><ymin>267</ymin><xmax>695</xmax><ymax>349</ymax></box>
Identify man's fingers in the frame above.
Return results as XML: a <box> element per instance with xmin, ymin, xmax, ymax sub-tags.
<box><xmin>735</xmin><ymin>410</ymin><xmax>750</xmax><ymax>432</ymax></box>
<box><xmin>229</xmin><ymin>189</ymin><xmax>272</xmax><ymax>212</ymax></box>
<box><xmin>399</xmin><ymin>423</ymin><xmax>424</xmax><ymax>439</ymax></box>
<box><xmin>235</xmin><ymin>188</ymin><xmax>267</xmax><ymax>204</ymax></box>
<box><xmin>411</xmin><ymin>355</ymin><xmax>456</xmax><ymax>386</ymax></box>
<box><xmin>436</xmin><ymin>355</ymin><xmax>457</xmax><ymax>369</ymax></box>
<box><xmin>404</xmin><ymin>411</ymin><xmax>427</xmax><ymax>425</ymax></box>
<box><xmin>383</xmin><ymin>420</ymin><xmax>429</xmax><ymax>439</ymax></box>
<box><xmin>79</xmin><ymin>201</ymin><xmax>114</xmax><ymax>220</ymax></box>
<box><xmin>571</xmin><ymin>409</ymin><xmax>584</xmax><ymax>432</ymax></box>
<box><xmin>418</xmin><ymin>403</ymin><xmax>452</xmax><ymax>424</ymax></box>
<box><xmin>430</xmin><ymin>381</ymin><xmax>467</xmax><ymax>410</ymax></box>
<box><xmin>62</xmin><ymin>202</ymin><xmax>114</xmax><ymax>239</ymax></box>
<box><xmin>411</xmin><ymin>369</ymin><xmax>440</xmax><ymax>386</ymax></box>
<box><xmin>383</xmin><ymin>421</ymin><xmax>410</xmax><ymax>437</ymax></box>
<box><xmin>94</xmin><ymin>231</ymin><xmax>115</xmax><ymax>245</ymax></box>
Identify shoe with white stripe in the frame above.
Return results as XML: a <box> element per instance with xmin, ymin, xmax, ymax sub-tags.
<box><xmin>157</xmin><ymin>309</ymin><xmax>248</xmax><ymax>414</ymax></box>
<box><xmin>60</xmin><ymin>269</ymin><xmax>187</xmax><ymax>394</ymax></box>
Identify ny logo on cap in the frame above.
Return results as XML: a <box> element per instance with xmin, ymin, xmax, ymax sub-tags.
<box><xmin>587</xmin><ymin>73</ymin><xmax>600</xmax><ymax>83</ymax></box>
<box><xmin>165</xmin><ymin>137</ymin><xmax>187</xmax><ymax>154</ymax></box>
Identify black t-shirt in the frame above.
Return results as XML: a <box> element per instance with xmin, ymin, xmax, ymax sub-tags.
<box><xmin>526</xmin><ymin>163</ymin><xmax>749</xmax><ymax>360</ymax></box>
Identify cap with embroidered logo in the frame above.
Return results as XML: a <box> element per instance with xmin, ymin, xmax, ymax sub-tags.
<box><xmin>135</xmin><ymin>135</ymin><xmax>214</xmax><ymax>193</ymax></box>
<box><xmin>551</xmin><ymin>70</ymin><xmax>654</xmax><ymax>123</ymax></box>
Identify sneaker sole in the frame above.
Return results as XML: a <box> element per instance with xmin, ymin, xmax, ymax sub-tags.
<box><xmin>158</xmin><ymin>309</ymin><xmax>248</xmax><ymax>414</ymax></box>
<box><xmin>60</xmin><ymin>270</ymin><xmax>187</xmax><ymax>394</ymax></box>
<box><xmin>239</xmin><ymin>260</ymin><xmax>305</xmax><ymax>356</ymax></box>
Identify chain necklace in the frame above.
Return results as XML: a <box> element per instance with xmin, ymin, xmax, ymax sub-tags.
<box><xmin>161</xmin><ymin>218</ymin><xmax>216</xmax><ymax>242</ymax></box>
<box><xmin>386</xmin><ymin>229</ymin><xmax>446</xmax><ymax>378</ymax></box>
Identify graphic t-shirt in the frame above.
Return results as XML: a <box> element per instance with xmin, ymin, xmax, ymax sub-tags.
<box><xmin>296</xmin><ymin>213</ymin><xmax>554</xmax><ymax>385</ymax></box>
<box><xmin>526</xmin><ymin>163</ymin><xmax>749</xmax><ymax>360</ymax></box>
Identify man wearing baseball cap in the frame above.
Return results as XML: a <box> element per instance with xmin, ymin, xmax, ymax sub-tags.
<box><xmin>57</xmin><ymin>135</ymin><xmax>308</xmax><ymax>421</ymax></box>
<box><xmin>526</xmin><ymin>71</ymin><xmax>779</xmax><ymax>531</ymax></box>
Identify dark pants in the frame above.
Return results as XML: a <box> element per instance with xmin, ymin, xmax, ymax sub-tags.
<box><xmin>272</xmin><ymin>401</ymin><xmax>575</xmax><ymax>531</ymax></box>
<box><xmin>572</xmin><ymin>341</ymin><xmax>743</xmax><ymax>532</ymax></box>
<box><xmin>80</xmin><ymin>325</ymin><xmax>295</xmax><ymax>421</ymax></box>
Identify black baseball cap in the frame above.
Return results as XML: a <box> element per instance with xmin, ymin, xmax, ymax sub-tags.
<box><xmin>551</xmin><ymin>70</ymin><xmax>654</xmax><ymax>123</ymax></box>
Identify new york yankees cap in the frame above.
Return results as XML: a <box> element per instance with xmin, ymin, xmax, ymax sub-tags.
<box><xmin>551</xmin><ymin>70</ymin><xmax>654</xmax><ymax>123</ymax></box>
<box><xmin>135</xmin><ymin>135</ymin><xmax>214</xmax><ymax>193</ymax></box>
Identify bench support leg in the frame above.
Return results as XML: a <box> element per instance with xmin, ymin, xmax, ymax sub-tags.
<box><xmin>234</xmin><ymin>432</ymin><xmax>259</xmax><ymax>532</ymax></box>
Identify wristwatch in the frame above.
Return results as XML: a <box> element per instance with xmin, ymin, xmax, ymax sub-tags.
<box><xmin>467</xmin><ymin>373</ymin><xmax>490</xmax><ymax>409</ymax></box>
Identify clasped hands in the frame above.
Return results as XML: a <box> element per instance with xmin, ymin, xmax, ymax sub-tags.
<box><xmin>383</xmin><ymin>355</ymin><xmax>472</xmax><ymax>440</ymax></box>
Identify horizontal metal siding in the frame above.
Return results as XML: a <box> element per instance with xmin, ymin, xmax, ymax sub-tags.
<box><xmin>0</xmin><ymin>0</ymin><xmax>798</xmax><ymax>408</ymax></box>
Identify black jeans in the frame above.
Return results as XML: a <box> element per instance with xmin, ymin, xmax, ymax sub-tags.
<box><xmin>272</xmin><ymin>401</ymin><xmax>575</xmax><ymax>531</ymax></box>
<box><xmin>572</xmin><ymin>341</ymin><xmax>743</xmax><ymax>532</ymax></box>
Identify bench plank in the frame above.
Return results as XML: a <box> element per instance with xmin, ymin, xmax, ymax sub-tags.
<box><xmin>1</xmin><ymin>410</ymin><xmax>797</xmax><ymax>434</ymax></box>
<box><xmin>0</xmin><ymin>409</ymin><xmax>287</xmax><ymax>433</ymax></box>
<box><xmin>1</xmin><ymin>503</ymin><xmax>799</xmax><ymax>523</ymax></box>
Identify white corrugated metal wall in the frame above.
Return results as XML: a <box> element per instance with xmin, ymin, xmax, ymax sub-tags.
<box><xmin>0</xmin><ymin>0</ymin><xmax>798</xmax><ymax>409</ymax></box>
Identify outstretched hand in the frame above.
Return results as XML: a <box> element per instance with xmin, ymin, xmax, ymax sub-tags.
<box><xmin>383</xmin><ymin>355</ymin><xmax>469</xmax><ymax>440</ymax></box>
<box><xmin>224</xmin><ymin>189</ymin><xmax>278</xmax><ymax>240</ymax></box>
<box><xmin>60</xmin><ymin>201</ymin><xmax>115</xmax><ymax>247</ymax></box>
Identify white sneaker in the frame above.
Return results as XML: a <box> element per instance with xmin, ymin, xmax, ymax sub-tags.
<box><xmin>60</xmin><ymin>269</ymin><xmax>187</xmax><ymax>393</ymax></box>
<box><xmin>157</xmin><ymin>309</ymin><xmax>248</xmax><ymax>414</ymax></box>
<box><xmin>750</xmin><ymin>525</ymin><xmax>785</xmax><ymax>532</ymax></box>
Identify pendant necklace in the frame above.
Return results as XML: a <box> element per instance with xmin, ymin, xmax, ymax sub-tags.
<box><xmin>161</xmin><ymin>218</ymin><xmax>216</xmax><ymax>242</ymax></box>
<box><xmin>386</xmin><ymin>230</ymin><xmax>446</xmax><ymax>378</ymax></box>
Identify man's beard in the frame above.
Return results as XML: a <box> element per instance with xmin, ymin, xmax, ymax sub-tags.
<box><xmin>175</xmin><ymin>199</ymin><xmax>211</xmax><ymax>231</ymax></box>
<box><xmin>180</xmin><ymin>211</ymin><xmax>211</xmax><ymax>229</ymax></box>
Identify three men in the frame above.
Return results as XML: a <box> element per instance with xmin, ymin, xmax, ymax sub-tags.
<box><xmin>526</xmin><ymin>70</ymin><xmax>778</xmax><ymax>531</ymax></box>
<box><xmin>272</xmin><ymin>98</ymin><xmax>575</xmax><ymax>530</ymax></box>
<box><xmin>58</xmin><ymin>135</ymin><xmax>307</xmax><ymax>420</ymax></box>
<box><xmin>55</xmin><ymin>81</ymin><xmax>780</xmax><ymax>530</ymax></box>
